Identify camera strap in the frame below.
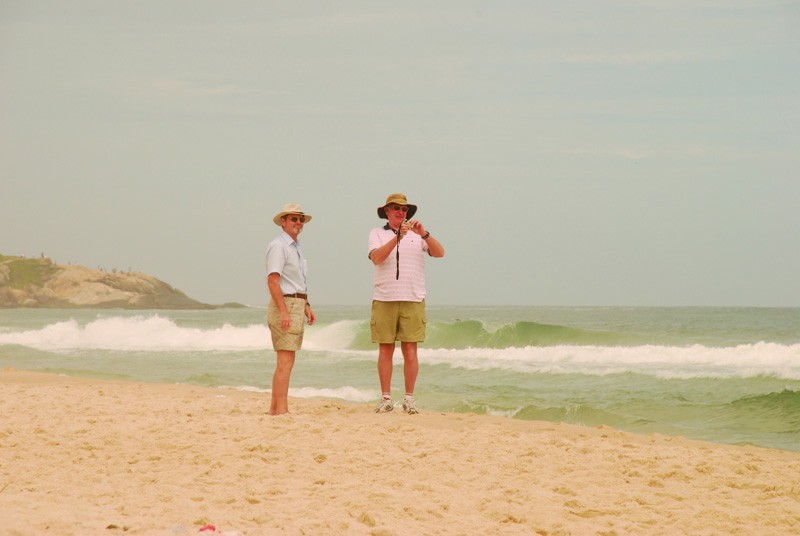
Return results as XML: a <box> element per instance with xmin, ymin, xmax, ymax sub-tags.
<box><xmin>384</xmin><ymin>223</ymin><xmax>401</xmax><ymax>279</ymax></box>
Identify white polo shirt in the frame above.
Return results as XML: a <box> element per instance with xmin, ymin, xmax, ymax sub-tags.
<box><xmin>265</xmin><ymin>231</ymin><xmax>308</xmax><ymax>295</ymax></box>
<box><xmin>368</xmin><ymin>225</ymin><xmax>429</xmax><ymax>302</ymax></box>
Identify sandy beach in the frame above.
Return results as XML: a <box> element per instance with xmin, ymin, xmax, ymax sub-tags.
<box><xmin>1</xmin><ymin>369</ymin><xmax>798</xmax><ymax>535</ymax></box>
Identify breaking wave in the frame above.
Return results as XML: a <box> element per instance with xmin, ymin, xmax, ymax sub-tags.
<box><xmin>1</xmin><ymin>315</ymin><xmax>798</xmax><ymax>380</ymax></box>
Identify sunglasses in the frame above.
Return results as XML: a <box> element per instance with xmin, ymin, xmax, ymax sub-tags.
<box><xmin>389</xmin><ymin>205</ymin><xmax>409</xmax><ymax>212</ymax></box>
<box><xmin>287</xmin><ymin>215</ymin><xmax>306</xmax><ymax>223</ymax></box>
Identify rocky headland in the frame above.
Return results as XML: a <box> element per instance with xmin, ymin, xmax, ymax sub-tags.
<box><xmin>0</xmin><ymin>254</ymin><xmax>242</xmax><ymax>309</ymax></box>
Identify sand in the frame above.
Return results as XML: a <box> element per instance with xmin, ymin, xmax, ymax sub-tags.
<box><xmin>1</xmin><ymin>369</ymin><xmax>799</xmax><ymax>535</ymax></box>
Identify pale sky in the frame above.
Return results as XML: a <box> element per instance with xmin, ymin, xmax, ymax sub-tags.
<box><xmin>2</xmin><ymin>1</ymin><xmax>799</xmax><ymax>307</ymax></box>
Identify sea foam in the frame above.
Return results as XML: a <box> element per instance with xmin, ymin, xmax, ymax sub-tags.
<box><xmin>0</xmin><ymin>315</ymin><xmax>269</xmax><ymax>351</ymax></box>
<box><xmin>421</xmin><ymin>343</ymin><xmax>800</xmax><ymax>380</ymax></box>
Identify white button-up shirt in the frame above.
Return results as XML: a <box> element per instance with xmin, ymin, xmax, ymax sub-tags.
<box><xmin>266</xmin><ymin>231</ymin><xmax>308</xmax><ymax>294</ymax></box>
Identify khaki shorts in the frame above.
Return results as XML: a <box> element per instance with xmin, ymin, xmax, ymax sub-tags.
<box><xmin>268</xmin><ymin>297</ymin><xmax>306</xmax><ymax>351</ymax></box>
<box><xmin>370</xmin><ymin>300</ymin><xmax>426</xmax><ymax>343</ymax></box>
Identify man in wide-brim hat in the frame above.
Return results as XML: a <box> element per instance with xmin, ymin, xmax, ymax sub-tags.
<box><xmin>265</xmin><ymin>203</ymin><xmax>315</xmax><ymax>415</ymax></box>
<box><xmin>367</xmin><ymin>193</ymin><xmax>445</xmax><ymax>415</ymax></box>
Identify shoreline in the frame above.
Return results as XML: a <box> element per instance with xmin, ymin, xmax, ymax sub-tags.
<box><xmin>2</xmin><ymin>368</ymin><xmax>799</xmax><ymax>535</ymax></box>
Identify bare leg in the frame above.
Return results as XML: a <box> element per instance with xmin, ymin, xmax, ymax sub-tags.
<box><xmin>400</xmin><ymin>341</ymin><xmax>419</xmax><ymax>395</ymax></box>
<box><xmin>270</xmin><ymin>350</ymin><xmax>296</xmax><ymax>415</ymax></box>
<box><xmin>377</xmin><ymin>343</ymin><xmax>395</xmax><ymax>395</ymax></box>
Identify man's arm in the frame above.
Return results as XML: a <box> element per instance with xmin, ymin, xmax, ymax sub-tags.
<box><xmin>409</xmin><ymin>220</ymin><xmax>445</xmax><ymax>258</ymax></box>
<box><xmin>369</xmin><ymin>238</ymin><xmax>398</xmax><ymax>265</ymax></box>
<box><xmin>424</xmin><ymin>235</ymin><xmax>445</xmax><ymax>258</ymax></box>
<box><xmin>267</xmin><ymin>272</ymin><xmax>292</xmax><ymax>330</ymax></box>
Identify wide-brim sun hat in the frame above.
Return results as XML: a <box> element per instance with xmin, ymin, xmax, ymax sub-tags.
<box><xmin>273</xmin><ymin>203</ymin><xmax>312</xmax><ymax>226</ymax></box>
<box><xmin>377</xmin><ymin>193</ymin><xmax>417</xmax><ymax>219</ymax></box>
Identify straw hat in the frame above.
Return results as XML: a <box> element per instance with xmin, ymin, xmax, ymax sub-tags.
<box><xmin>377</xmin><ymin>193</ymin><xmax>418</xmax><ymax>219</ymax></box>
<box><xmin>273</xmin><ymin>203</ymin><xmax>312</xmax><ymax>226</ymax></box>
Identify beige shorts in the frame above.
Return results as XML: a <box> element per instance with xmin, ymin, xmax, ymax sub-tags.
<box><xmin>267</xmin><ymin>297</ymin><xmax>306</xmax><ymax>351</ymax></box>
<box><xmin>370</xmin><ymin>300</ymin><xmax>426</xmax><ymax>344</ymax></box>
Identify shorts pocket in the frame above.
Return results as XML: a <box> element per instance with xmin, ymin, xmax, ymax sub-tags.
<box><xmin>287</xmin><ymin>300</ymin><xmax>305</xmax><ymax>334</ymax></box>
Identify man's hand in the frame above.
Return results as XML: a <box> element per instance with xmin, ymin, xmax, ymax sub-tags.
<box><xmin>279</xmin><ymin>310</ymin><xmax>291</xmax><ymax>330</ymax></box>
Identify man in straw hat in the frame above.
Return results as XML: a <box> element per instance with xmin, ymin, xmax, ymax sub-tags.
<box><xmin>368</xmin><ymin>193</ymin><xmax>445</xmax><ymax>414</ymax></box>
<box><xmin>265</xmin><ymin>203</ymin><xmax>316</xmax><ymax>415</ymax></box>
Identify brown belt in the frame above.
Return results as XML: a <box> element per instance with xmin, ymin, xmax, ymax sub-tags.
<box><xmin>283</xmin><ymin>293</ymin><xmax>308</xmax><ymax>300</ymax></box>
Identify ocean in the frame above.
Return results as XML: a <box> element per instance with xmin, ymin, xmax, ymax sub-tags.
<box><xmin>1</xmin><ymin>306</ymin><xmax>798</xmax><ymax>452</ymax></box>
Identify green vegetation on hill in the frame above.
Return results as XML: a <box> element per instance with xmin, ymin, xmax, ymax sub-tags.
<box><xmin>0</xmin><ymin>255</ymin><xmax>61</xmax><ymax>289</ymax></box>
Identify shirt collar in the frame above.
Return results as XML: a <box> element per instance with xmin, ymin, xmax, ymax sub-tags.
<box><xmin>279</xmin><ymin>230</ymin><xmax>300</xmax><ymax>246</ymax></box>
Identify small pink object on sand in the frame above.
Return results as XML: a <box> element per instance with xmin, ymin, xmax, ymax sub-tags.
<box><xmin>199</xmin><ymin>525</ymin><xmax>216</xmax><ymax>533</ymax></box>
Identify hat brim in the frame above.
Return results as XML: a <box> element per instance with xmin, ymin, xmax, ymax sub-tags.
<box><xmin>378</xmin><ymin>204</ymin><xmax>417</xmax><ymax>219</ymax></box>
<box><xmin>274</xmin><ymin>212</ymin><xmax>312</xmax><ymax>226</ymax></box>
